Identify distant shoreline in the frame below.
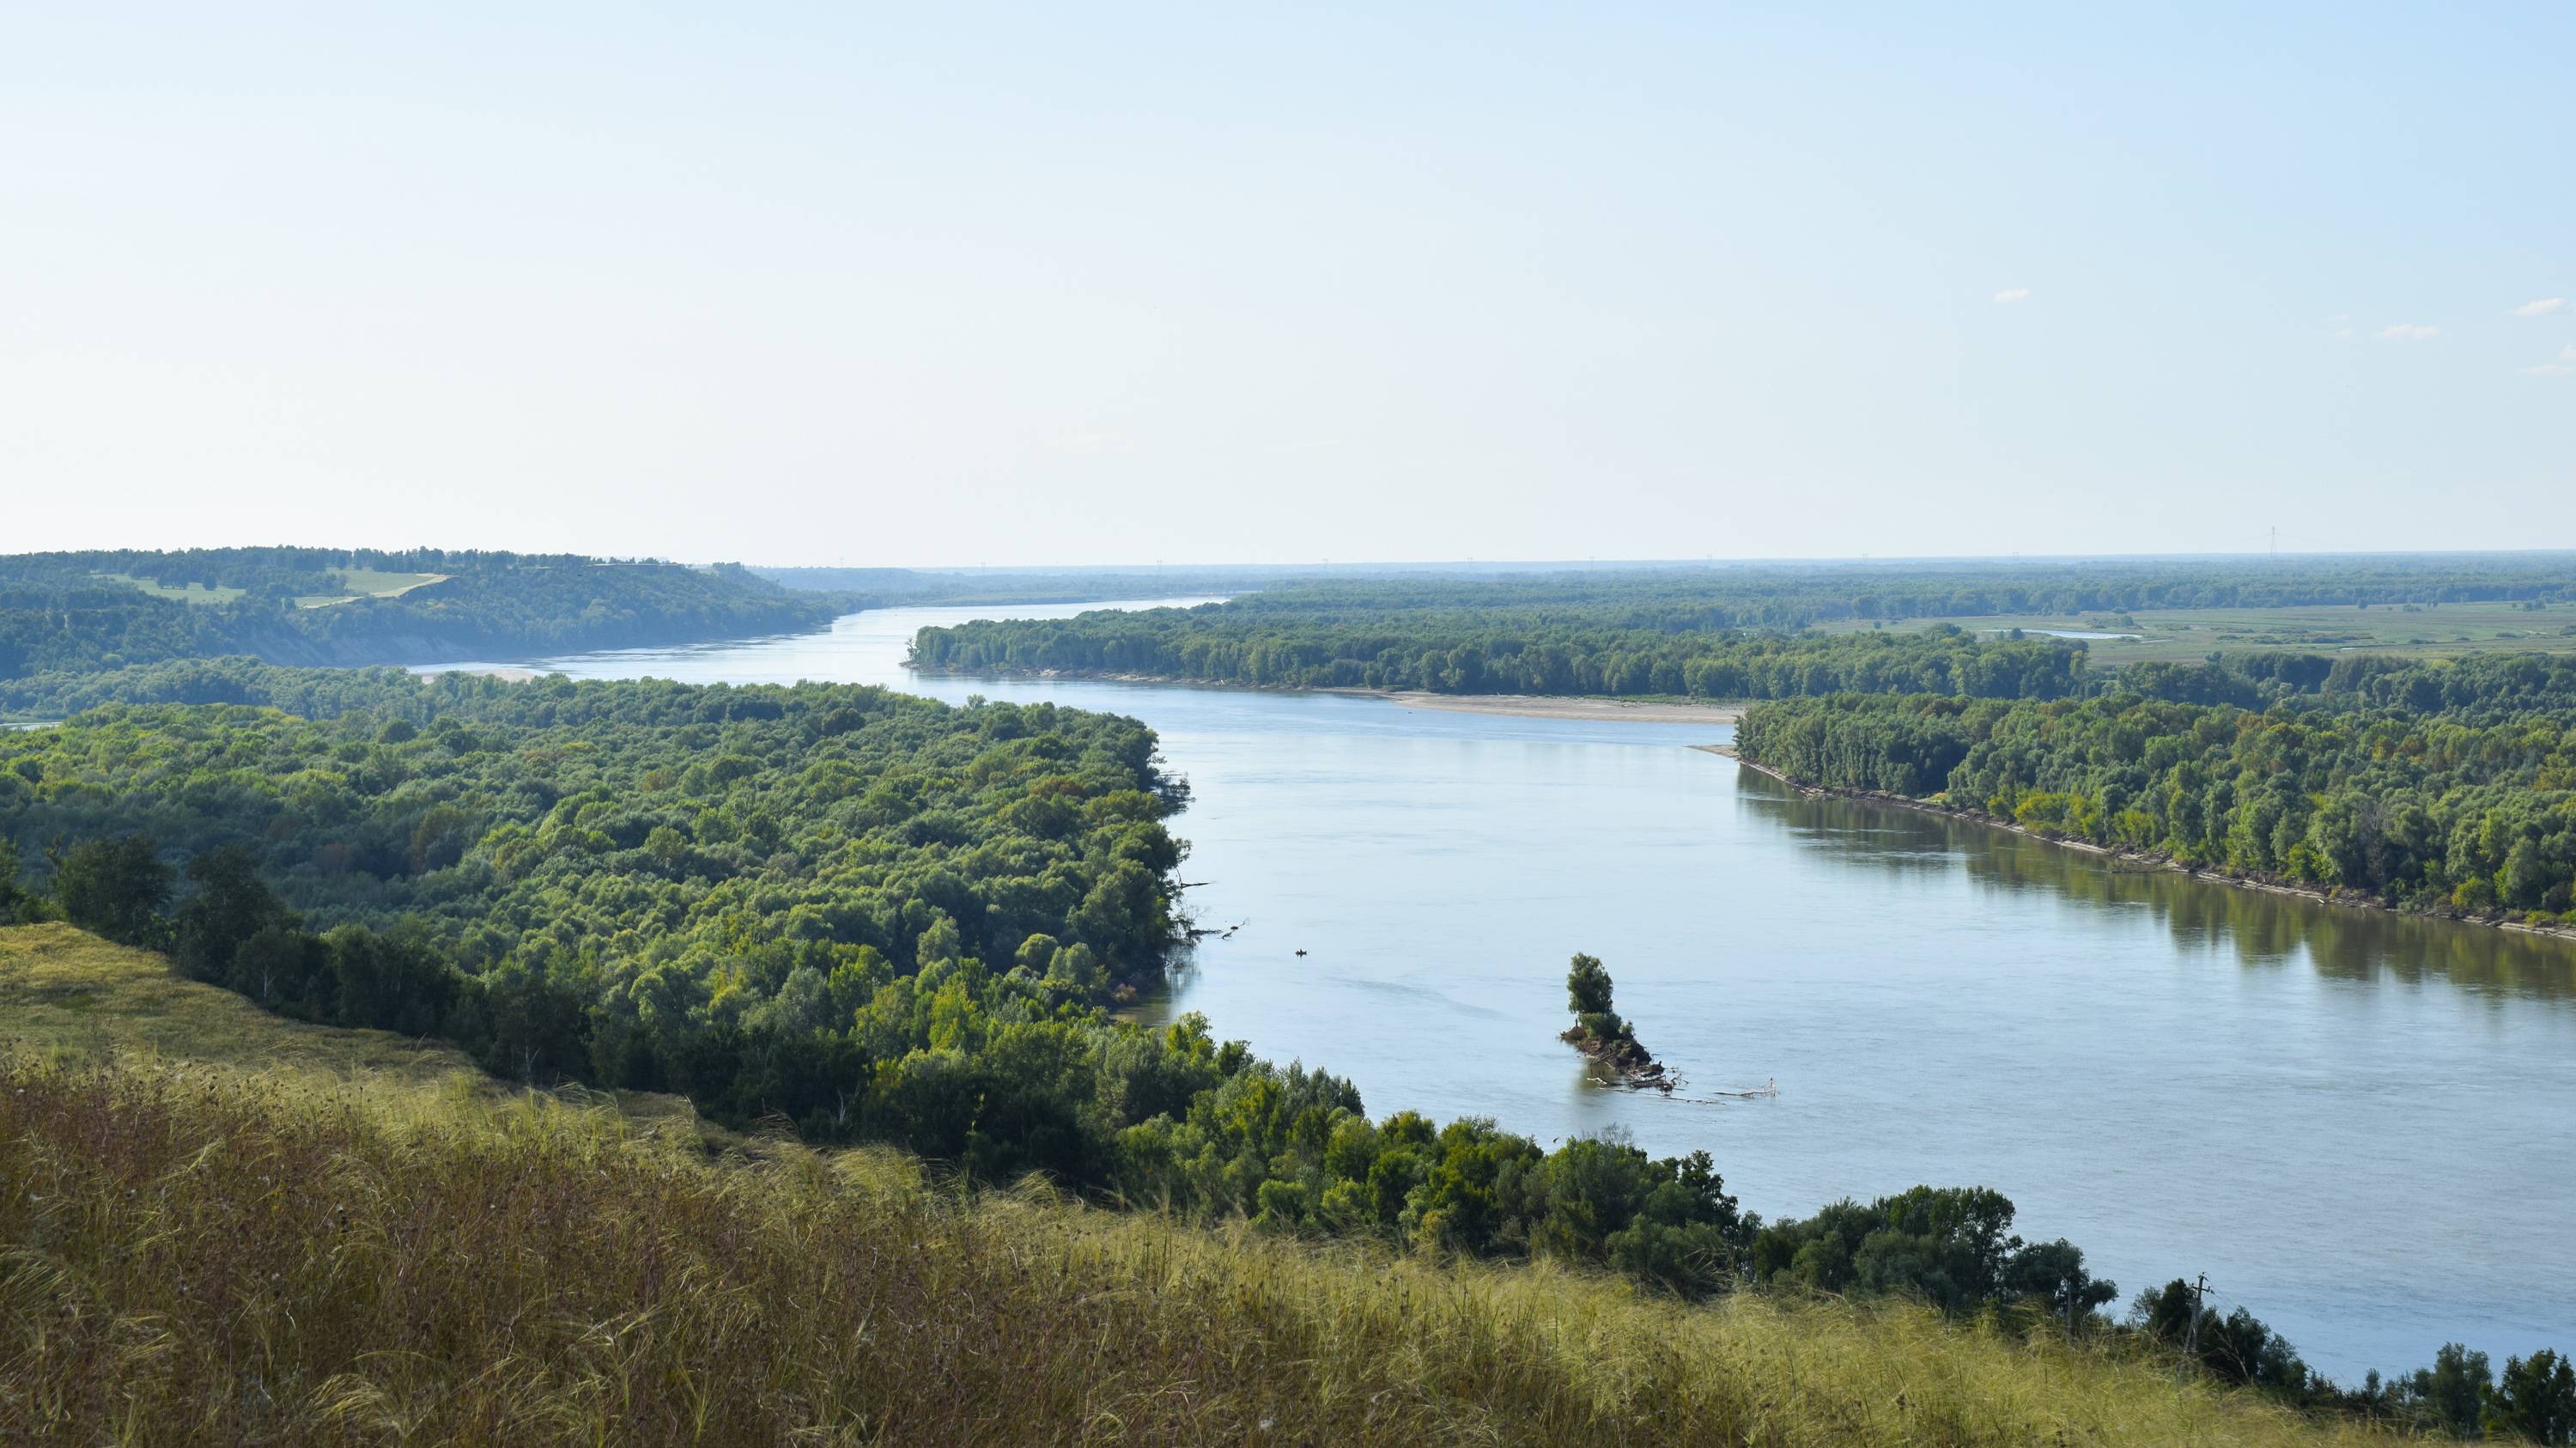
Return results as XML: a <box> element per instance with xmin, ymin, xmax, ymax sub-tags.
<box><xmin>416</xmin><ymin>666</ymin><xmax>544</xmax><ymax>683</ymax></box>
<box><xmin>1698</xmin><ymin>744</ymin><xmax>2576</xmax><ymax>946</ymax></box>
<box><xmin>906</xmin><ymin>664</ymin><xmax>1745</xmax><ymax>724</ymax></box>
<box><xmin>1370</xmin><ymin>691</ymin><xmax>1743</xmax><ymax>724</ymax></box>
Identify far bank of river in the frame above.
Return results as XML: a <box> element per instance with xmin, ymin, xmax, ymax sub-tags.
<box><xmin>908</xmin><ymin>664</ymin><xmax>1748</xmax><ymax>724</ymax></box>
<box><xmin>1370</xmin><ymin>691</ymin><xmax>1744</xmax><ymax>724</ymax></box>
<box><xmin>422</xmin><ymin>599</ymin><xmax>2576</xmax><ymax>1382</ymax></box>
<box><xmin>1709</xmin><ymin>744</ymin><xmax>2576</xmax><ymax>948</ymax></box>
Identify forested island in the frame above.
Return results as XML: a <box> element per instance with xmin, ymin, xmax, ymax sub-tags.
<box><xmin>1561</xmin><ymin>952</ymin><xmax>1669</xmax><ymax>1089</ymax></box>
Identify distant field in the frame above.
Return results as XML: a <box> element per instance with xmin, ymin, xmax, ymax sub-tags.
<box><xmin>88</xmin><ymin>566</ymin><xmax>449</xmax><ymax>611</ymax></box>
<box><xmin>331</xmin><ymin>567</ymin><xmax>447</xmax><ymax>597</ymax></box>
<box><xmin>296</xmin><ymin>568</ymin><xmax>448</xmax><ymax>608</ymax></box>
<box><xmin>88</xmin><ymin>571</ymin><xmax>244</xmax><ymax>605</ymax></box>
<box><xmin>1820</xmin><ymin>601</ymin><xmax>2576</xmax><ymax>668</ymax></box>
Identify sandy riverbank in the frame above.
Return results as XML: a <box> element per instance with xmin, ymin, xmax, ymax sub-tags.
<box><xmin>1375</xmin><ymin>692</ymin><xmax>1745</xmax><ymax>724</ymax></box>
<box><xmin>911</xmin><ymin>666</ymin><xmax>1746</xmax><ymax>723</ymax></box>
<box><xmin>416</xmin><ymin>666</ymin><xmax>543</xmax><ymax>683</ymax></box>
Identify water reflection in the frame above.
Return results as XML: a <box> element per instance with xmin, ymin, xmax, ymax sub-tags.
<box><xmin>1736</xmin><ymin>770</ymin><xmax>2576</xmax><ymax>999</ymax></box>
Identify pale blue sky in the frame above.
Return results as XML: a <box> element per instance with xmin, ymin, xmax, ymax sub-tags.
<box><xmin>4</xmin><ymin>3</ymin><xmax>2569</xmax><ymax>564</ymax></box>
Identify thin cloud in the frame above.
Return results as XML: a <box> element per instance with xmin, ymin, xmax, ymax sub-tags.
<box><xmin>2380</xmin><ymin>324</ymin><xmax>2439</xmax><ymax>341</ymax></box>
<box><xmin>1992</xmin><ymin>288</ymin><xmax>2032</xmax><ymax>304</ymax></box>
<box><xmin>2525</xmin><ymin>345</ymin><xmax>2576</xmax><ymax>375</ymax></box>
<box><xmin>2510</xmin><ymin>297</ymin><xmax>2567</xmax><ymax>317</ymax></box>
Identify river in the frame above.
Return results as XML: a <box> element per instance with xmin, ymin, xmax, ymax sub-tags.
<box><xmin>426</xmin><ymin>599</ymin><xmax>2576</xmax><ymax>1379</ymax></box>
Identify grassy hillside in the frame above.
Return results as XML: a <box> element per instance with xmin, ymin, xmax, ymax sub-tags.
<box><xmin>0</xmin><ymin>925</ymin><xmax>2407</xmax><ymax>1445</ymax></box>
<box><xmin>0</xmin><ymin>923</ymin><xmax>708</xmax><ymax>1136</ymax></box>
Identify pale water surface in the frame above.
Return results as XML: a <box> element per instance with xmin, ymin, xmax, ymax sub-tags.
<box><xmin>428</xmin><ymin>601</ymin><xmax>2576</xmax><ymax>1379</ymax></box>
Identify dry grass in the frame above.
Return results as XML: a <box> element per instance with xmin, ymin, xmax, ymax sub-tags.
<box><xmin>0</xmin><ymin>926</ymin><xmax>2410</xmax><ymax>1445</ymax></box>
<box><xmin>0</xmin><ymin>923</ymin><xmax>707</xmax><ymax>1137</ymax></box>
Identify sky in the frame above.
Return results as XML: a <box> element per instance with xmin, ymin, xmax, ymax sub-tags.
<box><xmin>3</xmin><ymin>3</ymin><xmax>2571</xmax><ymax>567</ymax></box>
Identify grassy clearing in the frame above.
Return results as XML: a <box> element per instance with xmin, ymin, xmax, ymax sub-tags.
<box><xmin>87</xmin><ymin>571</ymin><xmax>246</xmax><ymax>606</ymax></box>
<box><xmin>0</xmin><ymin>925</ymin><xmax>2407</xmax><ymax>1446</ymax></box>
<box><xmin>86</xmin><ymin>566</ymin><xmax>447</xmax><ymax>611</ymax></box>
<box><xmin>296</xmin><ymin>569</ymin><xmax>450</xmax><ymax>608</ymax></box>
<box><xmin>1819</xmin><ymin>602</ymin><xmax>2576</xmax><ymax>668</ymax></box>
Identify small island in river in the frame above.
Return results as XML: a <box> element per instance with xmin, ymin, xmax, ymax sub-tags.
<box><xmin>1561</xmin><ymin>952</ymin><xmax>1673</xmax><ymax>1091</ymax></box>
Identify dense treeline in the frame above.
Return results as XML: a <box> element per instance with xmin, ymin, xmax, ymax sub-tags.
<box><xmin>1200</xmin><ymin>556</ymin><xmax>2576</xmax><ymax>629</ymax></box>
<box><xmin>1735</xmin><ymin>688</ymin><xmax>2576</xmax><ymax>922</ymax></box>
<box><xmin>794</xmin><ymin>551</ymin><xmax>2576</xmax><ymax>622</ymax></box>
<box><xmin>0</xmin><ymin>549</ymin><xmax>841</xmax><ymax>678</ymax></box>
<box><xmin>915</xmin><ymin>610</ymin><xmax>2090</xmax><ymax>700</ymax></box>
<box><xmin>0</xmin><ymin>681</ymin><xmax>1184</xmax><ymax>996</ymax></box>
<box><xmin>2124</xmin><ymin>650</ymin><xmax>2576</xmax><ymax>719</ymax></box>
<box><xmin>906</xmin><ymin>556</ymin><xmax>2576</xmax><ymax>703</ymax></box>
<box><xmin>0</xmin><ymin>656</ymin><xmax>501</xmax><ymax>722</ymax></box>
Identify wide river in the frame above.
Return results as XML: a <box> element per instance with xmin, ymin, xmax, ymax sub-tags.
<box><xmin>439</xmin><ymin>599</ymin><xmax>2576</xmax><ymax>1378</ymax></box>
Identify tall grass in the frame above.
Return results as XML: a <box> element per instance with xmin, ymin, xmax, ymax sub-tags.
<box><xmin>0</xmin><ymin>928</ymin><xmax>2417</xmax><ymax>1445</ymax></box>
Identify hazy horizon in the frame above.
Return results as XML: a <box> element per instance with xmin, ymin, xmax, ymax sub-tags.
<box><xmin>18</xmin><ymin>545</ymin><xmax>2576</xmax><ymax>575</ymax></box>
<box><xmin>7</xmin><ymin>3</ymin><xmax>2570</xmax><ymax>563</ymax></box>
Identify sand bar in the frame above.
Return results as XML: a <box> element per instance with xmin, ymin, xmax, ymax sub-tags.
<box><xmin>1376</xmin><ymin>692</ymin><xmax>1744</xmax><ymax>724</ymax></box>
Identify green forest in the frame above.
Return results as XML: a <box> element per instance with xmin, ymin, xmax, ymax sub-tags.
<box><xmin>914</xmin><ymin>610</ymin><xmax>2093</xmax><ymax>700</ymax></box>
<box><xmin>1733</xmin><ymin>657</ymin><xmax>2576</xmax><ymax>924</ymax></box>
<box><xmin>0</xmin><ymin>548</ymin><xmax>845</xmax><ymax>678</ymax></box>
<box><xmin>908</xmin><ymin>558</ymin><xmax>2576</xmax><ymax>703</ymax></box>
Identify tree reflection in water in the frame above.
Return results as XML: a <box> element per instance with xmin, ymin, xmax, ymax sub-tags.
<box><xmin>1734</xmin><ymin>769</ymin><xmax>2576</xmax><ymax>1001</ymax></box>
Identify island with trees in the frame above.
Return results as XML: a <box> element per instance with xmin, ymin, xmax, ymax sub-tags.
<box><xmin>1560</xmin><ymin>952</ymin><xmax>1670</xmax><ymax>1090</ymax></box>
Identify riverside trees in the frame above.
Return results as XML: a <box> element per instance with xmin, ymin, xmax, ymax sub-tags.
<box><xmin>1735</xmin><ymin>688</ymin><xmax>2576</xmax><ymax>922</ymax></box>
<box><xmin>913</xmin><ymin>608</ymin><xmax>2089</xmax><ymax>701</ymax></box>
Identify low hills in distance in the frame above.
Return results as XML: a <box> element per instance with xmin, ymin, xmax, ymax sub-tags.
<box><xmin>0</xmin><ymin>548</ymin><xmax>843</xmax><ymax>678</ymax></box>
<box><xmin>12</xmin><ymin>548</ymin><xmax>2575</xmax><ymax>688</ymax></box>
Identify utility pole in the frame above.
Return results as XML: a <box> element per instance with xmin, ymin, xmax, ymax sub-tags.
<box><xmin>2183</xmin><ymin>1272</ymin><xmax>2213</xmax><ymax>1357</ymax></box>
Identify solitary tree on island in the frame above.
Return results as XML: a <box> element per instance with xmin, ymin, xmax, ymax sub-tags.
<box><xmin>1563</xmin><ymin>952</ymin><xmax>1663</xmax><ymax>1086</ymax></box>
<box><xmin>1566</xmin><ymin>952</ymin><xmax>1623</xmax><ymax>1042</ymax></box>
